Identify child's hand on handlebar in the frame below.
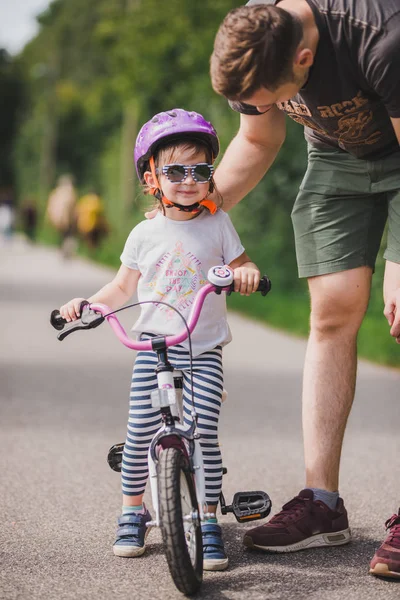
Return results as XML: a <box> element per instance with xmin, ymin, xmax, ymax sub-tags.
<box><xmin>60</xmin><ymin>298</ymin><xmax>87</xmax><ymax>322</ymax></box>
<box><xmin>232</xmin><ymin>264</ymin><xmax>260</xmax><ymax>296</ymax></box>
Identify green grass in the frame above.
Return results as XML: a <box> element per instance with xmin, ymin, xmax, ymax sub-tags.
<box><xmin>357</xmin><ymin>313</ymin><xmax>399</xmax><ymax>367</ymax></box>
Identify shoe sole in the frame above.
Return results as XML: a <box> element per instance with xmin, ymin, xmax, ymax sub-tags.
<box><xmin>203</xmin><ymin>558</ymin><xmax>229</xmax><ymax>571</ymax></box>
<box><xmin>369</xmin><ymin>563</ymin><xmax>400</xmax><ymax>579</ymax></box>
<box><xmin>243</xmin><ymin>528</ymin><xmax>351</xmax><ymax>553</ymax></box>
<box><xmin>113</xmin><ymin>526</ymin><xmax>152</xmax><ymax>557</ymax></box>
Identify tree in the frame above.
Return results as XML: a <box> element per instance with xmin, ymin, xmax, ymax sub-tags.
<box><xmin>0</xmin><ymin>50</ymin><xmax>25</xmax><ymax>190</ymax></box>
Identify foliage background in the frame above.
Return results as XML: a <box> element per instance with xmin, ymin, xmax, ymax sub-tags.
<box><xmin>1</xmin><ymin>0</ymin><xmax>397</xmax><ymax>366</ymax></box>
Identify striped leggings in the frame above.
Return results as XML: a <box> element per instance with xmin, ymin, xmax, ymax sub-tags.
<box><xmin>121</xmin><ymin>342</ymin><xmax>224</xmax><ymax>505</ymax></box>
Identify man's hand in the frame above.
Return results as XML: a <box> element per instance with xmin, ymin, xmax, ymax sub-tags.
<box><xmin>384</xmin><ymin>288</ymin><xmax>400</xmax><ymax>343</ymax></box>
<box><xmin>383</xmin><ymin>260</ymin><xmax>400</xmax><ymax>343</ymax></box>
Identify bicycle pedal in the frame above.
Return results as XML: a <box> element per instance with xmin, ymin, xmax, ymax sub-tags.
<box><xmin>221</xmin><ymin>491</ymin><xmax>271</xmax><ymax>523</ymax></box>
<box><xmin>107</xmin><ymin>442</ymin><xmax>124</xmax><ymax>472</ymax></box>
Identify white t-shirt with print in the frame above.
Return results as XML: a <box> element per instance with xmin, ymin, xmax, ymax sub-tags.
<box><xmin>120</xmin><ymin>209</ymin><xmax>245</xmax><ymax>356</ymax></box>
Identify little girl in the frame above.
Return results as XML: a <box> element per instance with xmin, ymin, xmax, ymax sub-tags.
<box><xmin>60</xmin><ymin>109</ymin><xmax>260</xmax><ymax>571</ymax></box>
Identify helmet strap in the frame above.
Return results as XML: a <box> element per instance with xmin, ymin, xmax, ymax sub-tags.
<box><xmin>148</xmin><ymin>156</ymin><xmax>218</xmax><ymax>215</ymax></box>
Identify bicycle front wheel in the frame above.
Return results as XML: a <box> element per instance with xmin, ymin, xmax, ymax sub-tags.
<box><xmin>158</xmin><ymin>447</ymin><xmax>203</xmax><ymax>596</ymax></box>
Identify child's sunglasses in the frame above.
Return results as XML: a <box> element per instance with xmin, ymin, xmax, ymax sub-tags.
<box><xmin>160</xmin><ymin>163</ymin><xmax>214</xmax><ymax>184</ymax></box>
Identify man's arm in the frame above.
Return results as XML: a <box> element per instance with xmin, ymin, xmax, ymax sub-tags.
<box><xmin>212</xmin><ymin>106</ymin><xmax>286</xmax><ymax>211</ymax></box>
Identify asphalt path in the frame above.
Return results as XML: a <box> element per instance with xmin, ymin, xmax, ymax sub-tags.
<box><xmin>1</xmin><ymin>237</ymin><xmax>399</xmax><ymax>600</ymax></box>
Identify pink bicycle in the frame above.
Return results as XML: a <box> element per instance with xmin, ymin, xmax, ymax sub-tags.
<box><xmin>50</xmin><ymin>265</ymin><xmax>272</xmax><ymax>596</ymax></box>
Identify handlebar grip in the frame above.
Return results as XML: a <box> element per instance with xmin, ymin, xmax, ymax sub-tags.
<box><xmin>50</xmin><ymin>301</ymin><xmax>89</xmax><ymax>331</ymax></box>
<box><xmin>50</xmin><ymin>309</ymin><xmax>67</xmax><ymax>330</ymax></box>
<box><xmin>227</xmin><ymin>275</ymin><xmax>271</xmax><ymax>296</ymax></box>
<box><xmin>257</xmin><ymin>276</ymin><xmax>272</xmax><ymax>296</ymax></box>
<box><xmin>50</xmin><ymin>303</ymin><xmax>104</xmax><ymax>341</ymax></box>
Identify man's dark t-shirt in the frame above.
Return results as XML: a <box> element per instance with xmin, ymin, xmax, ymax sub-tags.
<box><xmin>230</xmin><ymin>0</ymin><xmax>400</xmax><ymax>159</ymax></box>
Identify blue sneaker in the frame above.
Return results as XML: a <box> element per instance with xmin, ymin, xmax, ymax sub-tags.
<box><xmin>113</xmin><ymin>507</ymin><xmax>152</xmax><ymax>557</ymax></box>
<box><xmin>202</xmin><ymin>523</ymin><xmax>229</xmax><ymax>571</ymax></box>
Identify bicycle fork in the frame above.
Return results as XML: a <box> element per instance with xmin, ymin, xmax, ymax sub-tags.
<box><xmin>147</xmin><ymin>427</ymin><xmax>206</xmax><ymax>528</ymax></box>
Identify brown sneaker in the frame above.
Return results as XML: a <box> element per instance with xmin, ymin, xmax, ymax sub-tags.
<box><xmin>243</xmin><ymin>489</ymin><xmax>351</xmax><ymax>552</ymax></box>
<box><xmin>369</xmin><ymin>511</ymin><xmax>400</xmax><ymax>579</ymax></box>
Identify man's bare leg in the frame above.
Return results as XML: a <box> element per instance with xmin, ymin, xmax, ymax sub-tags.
<box><xmin>242</xmin><ymin>266</ymin><xmax>372</xmax><ymax>551</ymax></box>
<box><xmin>303</xmin><ymin>266</ymin><xmax>372</xmax><ymax>492</ymax></box>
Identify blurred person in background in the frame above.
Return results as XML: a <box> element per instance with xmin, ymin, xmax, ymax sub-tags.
<box><xmin>20</xmin><ymin>198</ymin><xmax>38</xmax><ymax>243</ymax></box>
<box><xmin>76</xmin><ymin>190</ymin><xmax>109</xmax><ymax>251</ymax></box>
<box><xmin>46</xmin><ymin>174</ymin><xmax>77</xmax><ymax>258</ymax></box>
<box><xmin>0</xmin><ymin>187</ymin><xmax>15</xmax><ymax>244</ymax></box>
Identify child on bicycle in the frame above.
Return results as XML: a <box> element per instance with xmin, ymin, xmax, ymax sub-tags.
<box><xmin>59</xmin><ymin>108</ymin><xmax>260</xmax><ymax>571</ymax></box>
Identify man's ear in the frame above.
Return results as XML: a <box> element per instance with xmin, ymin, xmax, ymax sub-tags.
<box><xmin>294</xmin><ymin>47</ymin><xmax>314</xmax><ymax>69</ymax></box>
<box><xmin>294</xmin><ymin>48</ymin><xmax>314</xmax><ymax>69</ymax></box>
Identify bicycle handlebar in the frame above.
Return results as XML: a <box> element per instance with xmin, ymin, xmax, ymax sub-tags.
<box><xmin>50</xmin><ymin>270</ymin><xmax>271</xmax><ymax>348</ymax></box>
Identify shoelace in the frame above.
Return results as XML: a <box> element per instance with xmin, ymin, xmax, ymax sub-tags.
<box><xmin>268</xmin><ymin>495</ymin><xmax>315</xmax><ymax>526</ymax></box>
<box><xmin>385</xmin><ymin>512</ymin><xmax>400</xmax><ymax>544</ymax></box>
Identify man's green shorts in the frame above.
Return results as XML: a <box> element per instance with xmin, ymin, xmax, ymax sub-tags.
<box><xmin>291</xmin><ymin>144</ymin><xmax>400</xmax><ymax>278</ymax></box>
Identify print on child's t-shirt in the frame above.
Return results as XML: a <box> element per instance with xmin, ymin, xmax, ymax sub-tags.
<box><xmin>146</xmin><ymin>241</ymin><xmax>207</xmax><ymax>320</ymax></box>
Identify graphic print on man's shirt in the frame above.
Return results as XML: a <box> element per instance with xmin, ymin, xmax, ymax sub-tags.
<box><xmin>146</xmin><ymin>241</ymin><xmax>207</xmax><ymax>319</ymax></box>
<box><xmin>277</xmin><ymin>91</ymin><xmax>382</xmax><ymax>149</ymax></box>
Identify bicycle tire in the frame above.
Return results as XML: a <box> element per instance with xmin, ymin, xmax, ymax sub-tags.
<box><xmin>158</xmin><ymin>447</ymin><xmax>203</xmax><ymax>596</ymax></box>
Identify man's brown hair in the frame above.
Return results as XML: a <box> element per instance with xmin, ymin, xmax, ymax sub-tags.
<box><xmin>210</xmin><ymin>4</ymin><xmax>303</xmax><ymax>100</ymax></box>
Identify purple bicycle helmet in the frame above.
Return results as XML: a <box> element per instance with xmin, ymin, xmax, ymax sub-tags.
<box><xmin>134</xmin><ymin>109</ymin><xmax>220</xmax><ymax>181</ymax></box>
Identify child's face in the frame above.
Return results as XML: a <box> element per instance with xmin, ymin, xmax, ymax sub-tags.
<box><xmin>158</xmin><ymin>148</ymin><xmax>211</xmax><ymax>207</ymax></box>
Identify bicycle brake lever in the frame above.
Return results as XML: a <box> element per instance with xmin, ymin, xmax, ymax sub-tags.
<box><xmin>57</xmin><ymin>320</ymin><xmax>90</xmax><ymax>341</ymax></box>
<box><xmin>56</xmin><ymin>306</ymin><xmax>104</xmax><ymax>341</ymax></box>
<box><xmin>80</xmin><ymin>305</ymin><xmax>105</xmax><ymax>328</ymax></box>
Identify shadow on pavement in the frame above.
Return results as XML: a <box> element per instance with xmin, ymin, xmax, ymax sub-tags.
<box><xmin>197</xmin><ymin>523</ymin><xmax>398</xmax><ymax>598</ymax></box>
